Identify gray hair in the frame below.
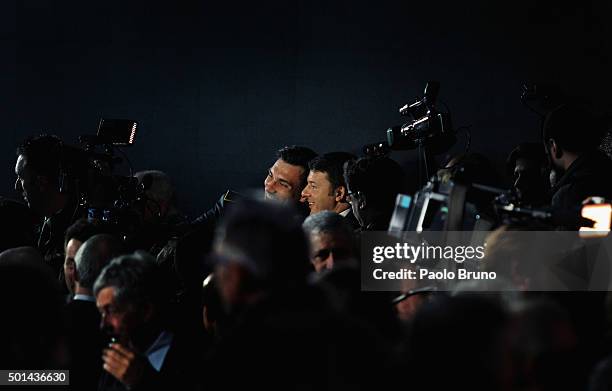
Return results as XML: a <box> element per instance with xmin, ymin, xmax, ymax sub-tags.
<box><xmin>93</xmin><ymin>251</ymin><xmax>164</xmax><ymax>308</ymax></box>
<box><xmin>302</xmin><ymin>211</ymin><xmax>353</xmax><ymax>238</ymax></box>
<box><xmin>75</xmin><ymin>234</ymin><xmax>123</xmax><ymax>290</ymax></box>
<box><xmin>134</xmin><ymin>170</ymin><xmax>175</xmax><ymax>205</ymax></box>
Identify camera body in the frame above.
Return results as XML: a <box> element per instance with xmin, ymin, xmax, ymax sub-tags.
<box><xmin>59</xmin><ymin>119</ymin><xmax>145</xmax><ymax>239</ymax></box>
<box><xmin>387</xmin><ymin>81</ymin><xmax>455</xmax><ymax>154</ymax></box>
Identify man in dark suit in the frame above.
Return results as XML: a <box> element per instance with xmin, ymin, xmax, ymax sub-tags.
<box><xmin>301</xmin><ymin>152</ymin><xmax>360</xmax><ymax>230</ymax></box>
<box><xmin>94</xmin><ymin>252</ymin><xmax>199</xmax><ymax>391</ymax></box>
<box><xmin>65</xmin><ymin>234</ymin><xmax>123</xmax><ymax>391</ymax></box>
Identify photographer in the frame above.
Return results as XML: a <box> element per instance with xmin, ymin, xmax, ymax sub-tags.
<box><xmin>506</xmin><ymin>142</ymin><xmax>551</xmax><ymax>207</ymax></box>
<box><xmin>343</xmin><ymin>156</ymin><xmax>407</xmax><ymax>231</ymax></box>
<box><xmin>543</xmin><ymin>104</ymin><xmax>612</xmax><ymax>217</ymax></box>
<box><xmin>14</xmin><ymin>134</ymin><xmax>84</xmax><ymax>280</ymax></box>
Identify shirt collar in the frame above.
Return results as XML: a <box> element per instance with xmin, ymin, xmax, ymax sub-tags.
<box><xmin>145</xmin><ymin>330</ymin><xmax>174</xmax><ymax>372</ymax></box>
<box><xmin>73</xmin><ymin>294</ymin><xmax>96</xmax><ymax>302</ymax></box>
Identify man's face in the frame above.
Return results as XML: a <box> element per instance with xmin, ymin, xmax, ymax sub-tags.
<box><xmin>14</xmin><ymin>155</ymin><xmax>41</xmax><ymax>211</ymax></box>
<box><xmin>264</xmin><ymin>159</ymin><xmax>304</xmax><ymax>203</ymax></box>
<box><xmin>546</xmin><ymin>140</ymin><xmax>564</xmax><ymax>171</ymax></box>
<box><xmin>513</xmin><ymin>158</ymin><xmax>538</xmax><ymax>192</ymax></box>
<box><xmin>309</xmin><ymin>231</ymin><xmax>353</xmax><ymax>273</ymax></box>
<box><xmin>64</xmin><ymin>238</ymin><xmax>83</xmax><ymax>294</ymax></box>
<box><xmin>96</xmin><ymin>286</ymin><xmax>145</xmax><ymax>344</ymax></box>
<box><xmin>301</xmin><ymin>171</ymin><xmax>339</xmax><ymax>215</ymax></box>
<box><xmin>395</xmin><ymin>294</ymin><xmax>428</xmax><ymax>323</ymax></box>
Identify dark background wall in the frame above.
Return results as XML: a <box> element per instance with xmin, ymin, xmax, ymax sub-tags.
<box><xmin>2</xmin><ymin>0</ymin><xmax>612</xmax><ymax>217</ymax></box>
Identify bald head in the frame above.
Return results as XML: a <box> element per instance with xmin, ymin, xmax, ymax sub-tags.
<box><xmin>75</xmin><ymin>234</ymin><xmax>123</xmax><ymax>291</ymax></box>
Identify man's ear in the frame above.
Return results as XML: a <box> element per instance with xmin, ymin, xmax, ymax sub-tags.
<box><xmin>548</xmin><ymin>139</ymin><xmax>562</xmax><ymax>159</ymax></box>
<box><xmin>335</xmin><ymin>186</ymin><xmax>347</xmax><ymax>203</ymax></box>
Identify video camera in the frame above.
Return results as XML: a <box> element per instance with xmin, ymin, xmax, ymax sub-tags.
<box><xmin>363</xmin><ymin>81</ymin><xmax>455</xmax><ymax>157</ymax></box>
<box><xmin>59</xmin><ymin>119</ymin><xmax>146</xmax><ymax>238</ymax></box>
<box><xmin>388</xmin><ymin>81</ymin><xmax>455</xmax><ymax>153</ymax></box>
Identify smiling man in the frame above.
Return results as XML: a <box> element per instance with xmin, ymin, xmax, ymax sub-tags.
<box><xmin>301</xmin><ymin>152</ymin><xmax>360</xmax><ymax>229</ymax></box>
<box><xmin>264</xmin><ymin>145</ymin><xmax>317</xmax><ymax>204</ymax></box>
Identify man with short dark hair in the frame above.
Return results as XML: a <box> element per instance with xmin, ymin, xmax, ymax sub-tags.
<box><xmin>543</xmin><ymin>104</ymin><xmax>612</xmax><ymax>214</ymax></box>
<box><xmin>15</xmin><ymin>134</ymin><xmax>66</xmax><ymax>218</ymax></box>
<box><xmin>506</xmin><ymin>143</ymin><xmax>550</xmax><ymax>207</ymax></box>
<box><xmin>15</xmin><ymin>134</ymin><xmax>83</xmax><ymax>279</ymax></box>
<box><xmin>95</xmin><ymin>252</ymin><xmax>198</xmax><ymax>391</ymax></box>
<box><xmin>193</xmin><ymin>145</ymin><xmax>316</xmax><ymax>225</ymax></box>
<box><xmin>344</xmin><ymin>156</ymin><xmax>407</xmax><ymax>231</ymax></box>
<box><xmin>264</xmin><ymin>145</ymin><xmax>318</xmax><ymax>204</ymax></box>
<box><xmin>301</xmin><ymin>152</ymin><xmax>360</xmax><ymax>228</ymax></box>
<box><xmin>190</xmin><ymin>145</ymin><xmax>316</xmax><ymax>259</ymax></box>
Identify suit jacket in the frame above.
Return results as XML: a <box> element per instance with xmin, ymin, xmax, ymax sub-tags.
<box><xmin>65</xmin><ymin>298</ymin><xmax>104</xmax><ymax>391</ymax></box>
<box><xmin>97</xmin><ymin>328</ymin><xmax>201</xmax><ymax>391</ymax></box>
<box><xmin>342</xmin><ymin>209</ymin><xmax>362</xmax><ymax>231</ymax></box>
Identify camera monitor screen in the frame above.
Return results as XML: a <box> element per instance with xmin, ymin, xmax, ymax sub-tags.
<box><xmin>97</xmin><ymin>119</ymin><xmax>138</xmax><ymax>146</ymax></box>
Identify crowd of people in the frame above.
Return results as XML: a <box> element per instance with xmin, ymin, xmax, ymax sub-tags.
<box><xmin>2</xmin><ymin>102</ymin><xmax>612</xmax><ymax>390</ymax></box>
